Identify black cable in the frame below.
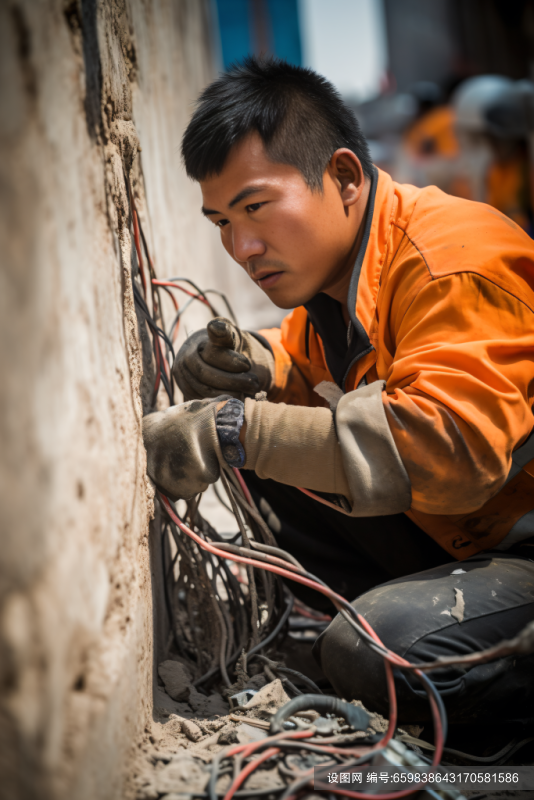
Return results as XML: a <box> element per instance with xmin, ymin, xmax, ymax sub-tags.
<box><xmin>270</xmin><ymin>694</ymin><xmax>370</xmax><ymax>736</ymax></box>
<box><xmin>195</xmin><ymin>593</ymin><xmax>294</xmax><ymax>687</ymax></box>
<box><xmin>249</xmin><ymin>655</ymin><xmax>323</xmax><ymax>696</ymax></box>
<box><xmin>279</xmin><ymin>749</ymin><xmax>385</xmax><ymax>800</ymax></box>
<box><xmin>133</xmin><ymin>282</ymin><xmax>175</xmax><ymax>403</ymax></box>
<box><xmin>203</xmin><ymin>289</ymin><xmax>238</xmax><ymax>324</ymax></box>
<box><xmin>246</xmin><ymin>593</ymin><xmax>294</xmax><ymax>660</ymax></box>
<box><xmin>288</xmin><ymin>618</ymin><xmax>329</xmax><ymax>631</ymax></box>
<box><xmin>414</xmin><ymin>670</ymin><xmax>448</xmax><ymax>745</ymax></box>
<box><xmin>133</xmin><ymin>281</ymin><xmax>175</xmax><ymax>356</ymax></box>
<box><xmin>164</xmin><ymin>276</ymin><xmax>218</xmax><ymax>315</ymax></box>
<box><xmin>161</xmin><ymin>524</ymin><xmax>188</xmax><ymax>658</ymax></box>
<box><xmin>168</xmin><ymin>296</ymin><xmax>194</xmax><ymax>339</ymax></box>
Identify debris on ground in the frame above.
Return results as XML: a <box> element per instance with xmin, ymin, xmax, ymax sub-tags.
<box><xmin>134</xmin><ymin>666</ymin><xmax>384</xmax><ymax>799</ymax></box>
<box><xmin>238</xmin><ymin>678</ymin><xmax>290</xmax><ymax>719</ymax></box>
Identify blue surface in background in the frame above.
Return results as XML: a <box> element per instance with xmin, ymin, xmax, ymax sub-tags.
<box><xmin>215</xmin><ymin>0</ymin><xmax>302</xmax><ymax>67</ymax></box>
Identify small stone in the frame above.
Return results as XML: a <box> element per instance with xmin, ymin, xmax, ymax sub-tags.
<box><xmin>158</xmin><ymin>661</ymin><xmax>192</xmax><ymax>702</ymax></box>
<box><xmin>181</xmin><ymin>719</ymin><xmax>203</xmax><ymax>742</ymax></box>
<box><xmin>243</xmin><ymin>679</ymin><xmax>290</xmax><ymax>719</ymax></box>
<box><xmin>218</xmin><ymin>727</ymin><xmax>239</xmax><ymax>745</ymax></box>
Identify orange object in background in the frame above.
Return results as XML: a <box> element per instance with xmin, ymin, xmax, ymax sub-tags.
<box><xmin>403</xmin><ymin>105</ymin><xmax>459</xmax><ymax>159</ymax></box>
<box><xmin>486</xmin><ymin>152</ymin><xmax>531</xmax><ymax>232</ymax></box>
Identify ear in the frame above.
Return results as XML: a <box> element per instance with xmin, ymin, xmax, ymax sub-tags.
<box><xmin>328</xmin><ymin>149</ymin><xmax>365</xmax><ymax>207</ymax></box>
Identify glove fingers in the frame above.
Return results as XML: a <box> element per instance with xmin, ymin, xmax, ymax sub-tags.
<box><xmin>181</xmin><ymin>351</ymin><xmax>260</xmax><ymax>395</ymax></box>
<box><xmin>207</xmin><ymin>317</ymin><xmax>240</xmax><ymax>350</ymax></box>
<box><xmin>199</xmin><ymin>341</ymin><xmax>251</xmax><ymax>373</ymax></box>
<box><xmin>173</xmin><ymin>360</ymin><xmax>208</xmax><ymax>401</ymax></box>
<box><xmin>174</xmin><ymin>361</ymin><xmax>232</xmax><ymax>400</ymax></box>
<box><xmin>142</xmin><ymin>401</ymin><xmax>220</xmax><ymax>500</ymax></box>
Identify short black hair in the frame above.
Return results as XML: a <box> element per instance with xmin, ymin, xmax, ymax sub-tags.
<box><xmin>182</xmin><ymin>57</ymin><xmax>373</xmax><ymax>190</ymax></box>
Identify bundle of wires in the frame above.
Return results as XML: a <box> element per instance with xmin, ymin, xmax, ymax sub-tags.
<box><xmin>158</xmin><ymin>471</ymin><xmax>447</xmax><ymax>800</ymax></box>
<box><xmin>127</xmin><ymin>177</ymin><xmax>289</xmax><ymax>688</ymax></box>
<box><xmin>127</xmin><ymin>174</ymin><xmax>534</xmax><ymax>799</ymax></box>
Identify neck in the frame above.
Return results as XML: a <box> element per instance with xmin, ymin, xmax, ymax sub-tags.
<box><xmin>322</xmin><ymin>178</ymin><xmax>371</xmax><ymax>325</ymax></box>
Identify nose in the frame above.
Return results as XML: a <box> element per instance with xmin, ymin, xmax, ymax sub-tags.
<box><xmin>231</xmin><ymin>223</ymin><xmax>266</xmax><ymax>264</ymax></box>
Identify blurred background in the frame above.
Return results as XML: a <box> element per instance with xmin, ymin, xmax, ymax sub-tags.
<box><xmin>211</xmin><ymin>0</ymin><xmax>534</xmax><ymax>235</ymax></box>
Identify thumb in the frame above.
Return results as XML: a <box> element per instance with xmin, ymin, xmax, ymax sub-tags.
<box><xmin>207</xmin><ymin>317</ymin><xmax>240</xmax><ymax>351</ymax></box>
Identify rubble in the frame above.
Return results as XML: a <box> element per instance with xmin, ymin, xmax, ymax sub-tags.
<box><xmin>154</xmin><ymin>754</ymin><xmax>209</xmax><ymax>795</ymax></box>
<box><xmin>137</xmin><ymin>668</ymin><xmax>422</xmax><ymax>799</ymax></box>
<box><xmin>158</xmin><ymin>661</ymin><xmax>192</xmax><ymax>702</ymax></box>
<box><xmin>180</xmin><ymin>719</ymin><xmax>203</xmax><ymax>742</ymax></box>
<box><xmin>157</xmin><ymin>660</ymin><xmax>230</xmax><ymax>717</ymax></box>
<box><xmin>240</xmin><ymin>678</ymin><xmax>290</xmax><ymax>719</ymax></box>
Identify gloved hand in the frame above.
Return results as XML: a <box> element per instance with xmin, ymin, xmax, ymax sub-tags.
<box><xmin>173</xmin><ymin>317</ymin><xmax>275</xmax><ymax>401</ymax></box>
<box><xmin>142</xmin><ymin>397</ymin><xmax>226</xmax><ymax>500</ymax></box>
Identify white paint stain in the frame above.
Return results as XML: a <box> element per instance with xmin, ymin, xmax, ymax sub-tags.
<box><xmin>451</xmin><ymin>569</ymin><xmax>466</xmax><ymax>575</ymax></box>
<box><xmin>432</xmin><ymin>596</ymin><xmax>439</xmax><ymax>606</ymax></box>
<box><xmin>440</xmin><ymin>609</ymin><xmax>452</xmax><ymax>617</ymax></box>
<box><xmin>451</xmin><ymin>588</ymin><xmax>465</xmax><ymax>623</ymax></box>
<box><xmin>491</xmin><ymin>590</ymin><xmax>497</xmax><ymax>597</ymax></box>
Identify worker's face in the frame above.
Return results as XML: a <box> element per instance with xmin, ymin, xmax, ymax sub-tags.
<box><xmin>200</xmin><ymin>133</ymin><xmax>366</xmax><ymax>309</ymax></box>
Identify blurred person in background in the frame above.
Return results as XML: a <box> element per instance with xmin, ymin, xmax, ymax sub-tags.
<box><xmin>453</xmin><ymin>75</ymin><xmax>534</xmax><ymax>235</ymax></box>
<box><xmin>402</xmin><ymin>81</ymin><xmax>459</xmax><ymax>161</ymax></box>
<box><xmin>396</xmin><ymin>81</ymin><xmax>462</xmax><ymax>196</ymax></box>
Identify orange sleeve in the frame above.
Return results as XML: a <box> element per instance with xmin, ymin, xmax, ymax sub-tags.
<box><xmin>259</xmin><ymin>307</ymin><xmax>334</xmax><ymax>406</ymax></box>
<box><xmin>383</xmin><ymin>272</ymin><xmax>534</xmax><ymax>515</ymax></box>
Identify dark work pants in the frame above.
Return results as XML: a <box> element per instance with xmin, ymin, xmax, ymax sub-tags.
<box><xmin>243</xmin><ymin>473</ymin><xmax>534</xmax><ymax>726</ymax></box>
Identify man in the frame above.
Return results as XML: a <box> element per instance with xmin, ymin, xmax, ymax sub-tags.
<box><xmin>143</xmin><ymin>59</ymin><xmax>534</xmax><ymax>729</ymax></box>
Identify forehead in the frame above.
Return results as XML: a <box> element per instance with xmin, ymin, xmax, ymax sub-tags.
<box><xmin>200</xmin><ymin>133</ymin><xmax>304</xmax><ymax>207</ymax></box>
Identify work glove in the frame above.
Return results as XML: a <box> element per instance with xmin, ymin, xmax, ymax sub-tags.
<box><xmin>173</xmin><ymin>317</ymin><xmax>275</xmax><ymax>401</ymax></box>
<box><xmin>142</xmin><ymin>397</ymin><xmax>226</xmax><ymax>501</ymax></box>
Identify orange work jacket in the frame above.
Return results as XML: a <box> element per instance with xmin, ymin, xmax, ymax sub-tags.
<box><xmin>259</xmin><ymin>168</ymin><xmax>534</xmax><ymax>560</ymax></box>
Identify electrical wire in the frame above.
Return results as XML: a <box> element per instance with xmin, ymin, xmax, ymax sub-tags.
<box><xmin>159</xmin><ymin>489</ymin><xmax>449</xmax><ymax>800</ymax></box>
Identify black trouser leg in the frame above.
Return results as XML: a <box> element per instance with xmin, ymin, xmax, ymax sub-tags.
<box><xmin>242</xmin><ymin>472</ymin><xmax>534</xmax><ymax>725</ymax></box>
<box><xmin>314</xmin><ymin>553</ymin><xmax>534</xmax><ymax>725</ymax></box>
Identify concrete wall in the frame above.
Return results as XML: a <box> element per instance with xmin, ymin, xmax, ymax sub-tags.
<box><xmin>0</xmin><ymin>1</ymin><xmax>278</xmax><ymax>797</ymax></box>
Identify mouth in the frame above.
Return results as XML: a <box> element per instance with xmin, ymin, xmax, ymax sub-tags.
<box><xmin>254</xmin><ymin>271</ymin><xmax>283</xmax><ymax>289</ymax></box>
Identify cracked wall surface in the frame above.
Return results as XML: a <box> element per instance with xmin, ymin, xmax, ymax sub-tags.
<box><xmin>0</xmin><ymin>1</ymin><xmax>262</xmax><ymax>797</ymax></box>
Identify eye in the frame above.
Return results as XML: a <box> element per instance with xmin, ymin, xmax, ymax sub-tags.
<box><xmin>246</xmin><ymin>202</ymin><xmax>265</xmax><ymax>213</ymax></box>
<box><xmin>215</xmin><ymin>218</ymin><xmax>229</xmax><ymax>228</ymax></box>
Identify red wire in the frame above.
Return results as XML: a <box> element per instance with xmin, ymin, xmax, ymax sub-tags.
<box><xmin>355</xmin><ymin>604</ymin><xmax>444</xmax><ymax>763</ymax></box>
<box><xmin>232</xmin><ymin>467</ymin><xmax>254</xmax><ymax>505</ymax></box>
<box><xmin>157</xmin><ymin>284</ymin><xmax>179</xmax><ymax>312</ymax></box>
<box><xmin>226</xmin><ymin>728</ymin><xmax>315</xmax><ymax>759</ymax></box>
<box><xmin>223</xmin><ymin>747</ymin><xmax>280</xmax><ymax>800</ymax></box>
<box><xmin>354</xmin><ymin>615</ymin><xmax>397</xmax><ymax>746</ymax></box>
<box><xmin>297</xmin><ymin>486</ymin><xmax>352</xmax><ymax>515</ymax></box>
<box><xmin>151</xmin><ymin>279</ymin><xmax>211</xmax><ymax>307</ymax></box>
<box><xmin>159</xmin><ymin>495</ymin><xmax>445</xmax><ymax>797</ymax></box>
<box><xmin>160</xmin><ymin>496</ymin><xmax>344</xmax><ymax>594</ymax></box>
